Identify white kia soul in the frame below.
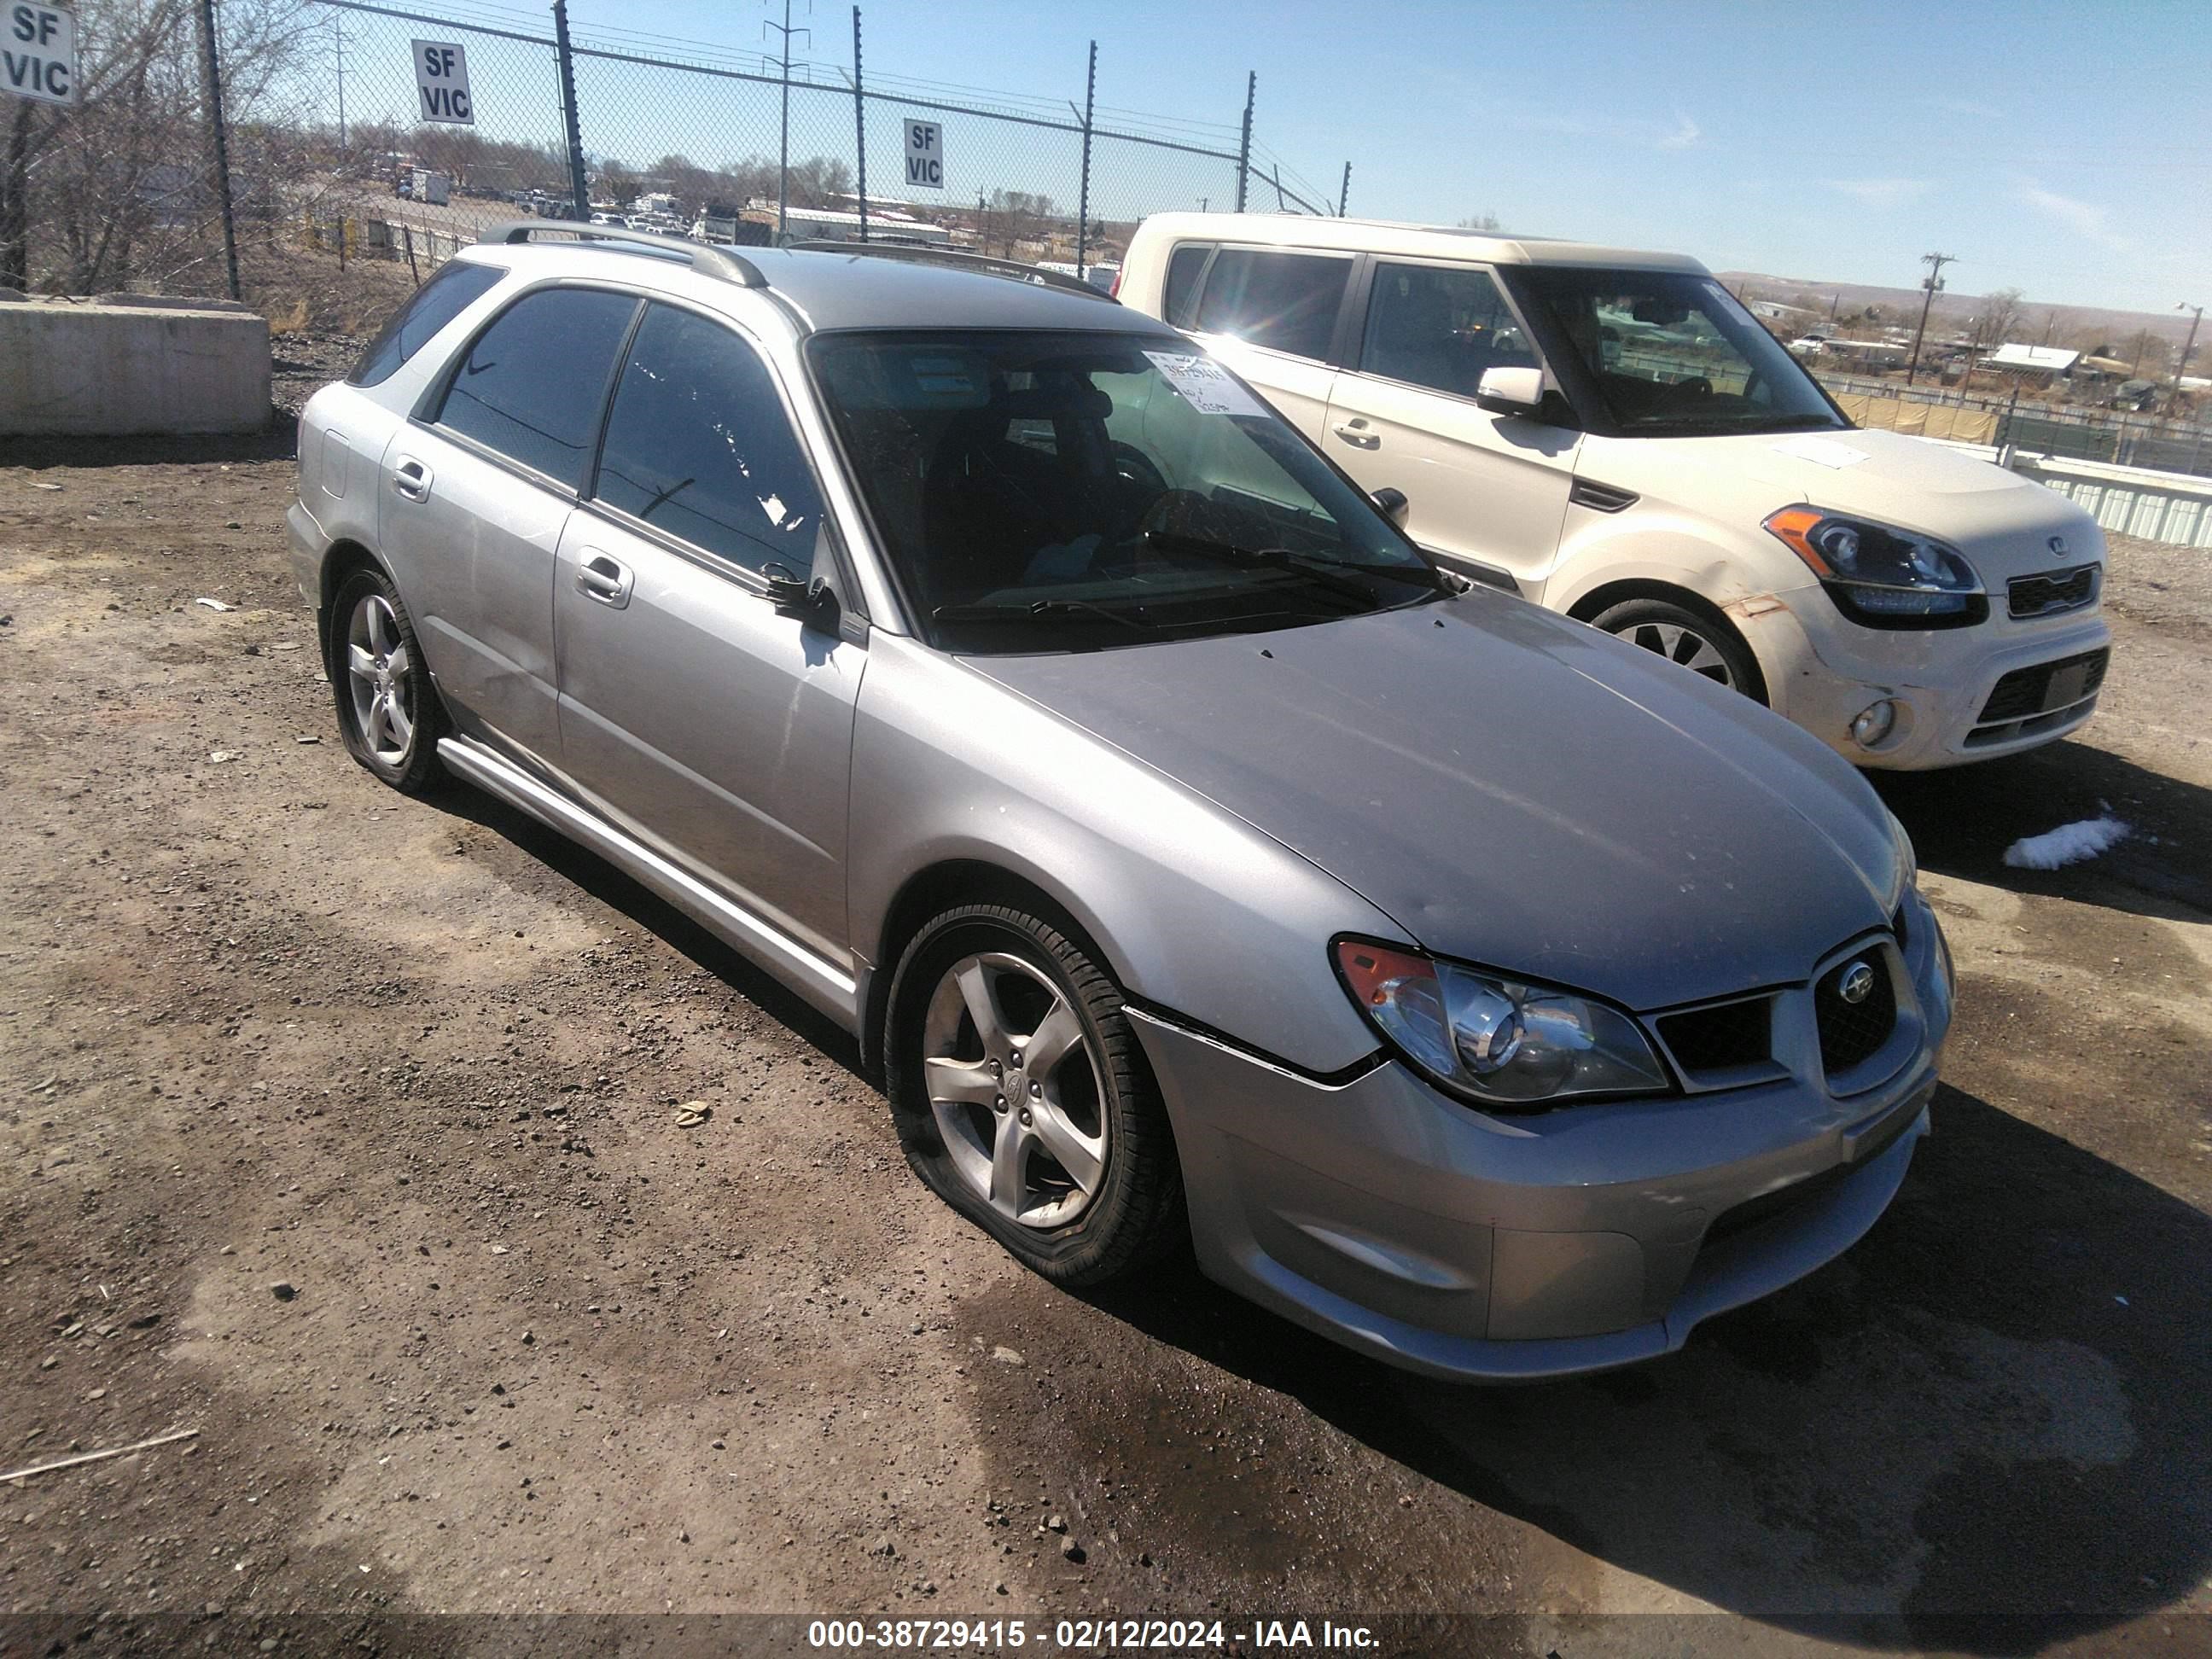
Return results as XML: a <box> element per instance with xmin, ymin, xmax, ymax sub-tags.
<box><xmin>1117</xmin><ymin>213</ymin><xmax>2112</xmax><ymax>769</ymax></box>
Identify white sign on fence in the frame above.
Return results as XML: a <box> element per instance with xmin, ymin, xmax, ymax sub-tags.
<box><xmin>905</xmin><ymin>120</ymin><xmax>943</xmax><ymax>189</ymax></box>
<box><xmin>410</xmin><ymin>38</ymin><xmax>474</xmax><ymax>125</ymax></box>
<box><xmin>3</xmin><ymin>3</ymin><xmax>79</xmax><ymax>106</ymax></box>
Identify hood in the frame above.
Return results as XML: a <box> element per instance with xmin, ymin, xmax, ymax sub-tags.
<box><xmin>1586</xmin><ymin>426</ymin><xmax>2103</xmax><ymax>580</ymax></box>
<box><xmin>969</xmin><ymin>594</ymin><xmax>1904</xmax><ymax>1012</ymax></box>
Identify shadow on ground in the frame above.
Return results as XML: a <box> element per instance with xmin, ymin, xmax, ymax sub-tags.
<box><xmin>1874</xmin><ymin>740</ymin><xmax>2212</xmax><ymax>921</ymax></box>
<box><xmin>424</xmin><ymin>782</ymin><xmax>869</xmax><ymax>1082</ymax></box>
<box><xmin>10</xmin><ymin>424</ymin><xmax>298</xmax><ymax>469</ymax></box>
<box><xmin>1068</xmin><ymin>1085</ymin><xmax>2211</xmax><ymax>1652</ymax></box>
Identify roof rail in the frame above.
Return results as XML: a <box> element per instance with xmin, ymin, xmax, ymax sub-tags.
<box><xmin>487</xmin><ymin>220</ymin><xmax>767</xmax><ymax>288</ymax></box>
<box><xmin>786</xmin><ymin>240</ymin><xmax>1117</xmax><ymax>302</ymax></box>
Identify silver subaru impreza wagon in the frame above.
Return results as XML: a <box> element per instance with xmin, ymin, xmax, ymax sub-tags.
<box><xmin>288</xmin><ymin>225</ymin><xmax>1953</xmax><ymax>1380</ymax></box>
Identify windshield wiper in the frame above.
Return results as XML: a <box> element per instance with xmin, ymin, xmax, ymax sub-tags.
<box><xmin>1142</xmin><ymin>530</ymin><xmax>1410</xmax><ymax>604</ymax></box>
<box><xmin>932</xmin><ymin>597</ymin><xmax>1151</xmax><ymax>633</ymax></box>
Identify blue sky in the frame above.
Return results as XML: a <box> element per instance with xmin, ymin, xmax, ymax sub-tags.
<box><xmin>506</xmin><ymin>0</ymin><xmax>2211</xmax><ymax>314</ymax></box>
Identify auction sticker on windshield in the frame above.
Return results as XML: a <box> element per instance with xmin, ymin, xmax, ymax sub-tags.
<box><xmin>1144</xmin><ymin>350</ymin><xmax>1266</xmax><ymax>417</ymax></box>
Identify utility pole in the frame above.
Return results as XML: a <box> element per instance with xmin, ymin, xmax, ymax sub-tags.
<box><xmin>1905</xmin><ymin>251</ymin><xmax>1957</xmax><ymax>387</ymax></box>
<box><xmin>334</xmin><ymin>13</ymin><xmax>346</xmax><ymax>151</ymax></box>
<box><xmin>764</xmin><ymin>0</ymin><xmax>811</xmax><ymax>242</ymax></box>
<box><xmin>195</xmin><ymin>0</ymin><xmax>242</xmax><ymax>303</ymax></box>
<box><xmin>2175</xmin><ymin>303</ymin><xmax>2203</xmax><ymax>397</ymax></box>
<box><xmin>849</xmin><ymin>8</ymin><xmax>865</xmax><ymax>241</ymax></box>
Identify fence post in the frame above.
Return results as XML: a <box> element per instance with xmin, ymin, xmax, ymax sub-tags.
<box><xmin>1234</xmin><ymin>73</ymin><xmax>1254</xmax><ymax>212</ymax></box>
<box><xmin>551</xmin><ymin>0</ymin><xmax>591</xmax><ymax>223</ymax></box>
<box><xmin>1338</xmin><ymin>162</ymin><xmax>1349</xmax><ymax>217</ymax></box>
<box><xmin>1074</xmin><ymin>40</ymin><xmax>1095</xmax><ymax>279</ymax></box>
<box><xmin>194</xmin><ymin>0</ymin><xmax>242</xmax><ymax>302</ymax></box>
<box><xmin>851</xmin><ymin>8</ymin><xmax>867</xmax><ymax>242</ymax></box>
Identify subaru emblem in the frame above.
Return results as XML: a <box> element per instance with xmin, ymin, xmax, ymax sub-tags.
<box><xmin>2049</xmin><ymin>535</ymin><xmax>2069</xmax><ymax>558</ymax></box>
<box><xmin>1839</xmin><ymin>962</ymin><xmax>1877</xmax><ymax>1004</ymax></box>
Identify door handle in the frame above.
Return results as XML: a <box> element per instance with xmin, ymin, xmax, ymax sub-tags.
<box><xmin>391</xmin><ymin>456</ymin><xmax>433</xmax><ymax>501</ymax></box>
<box><xmin>575</xmin><ymin>551</ymin><xmax>633</xmax><ymax>609</ymax></box>
<box><xmin>1333</xmin><ymin>421</ymin><xmax>1380</xmax><ymax>449</ymax></box>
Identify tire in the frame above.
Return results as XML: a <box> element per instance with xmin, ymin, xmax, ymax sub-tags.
<box><xmin>328</xmin><ymin>567</ymin><xmax>450</xmax><ymax>795</ymax></box>
<box><xmin>1592</xmin><ymin>596</ymin><xmax>1767</xmax><ymax>705</ymax></box>
<box><xmin>884</xmin><ymin>903</ymin><xmax>1185</xmax><ymax>1286</ymax></box>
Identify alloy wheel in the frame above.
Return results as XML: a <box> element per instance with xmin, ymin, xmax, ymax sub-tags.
<box><xmin>1615</xmin><ymin>620</ymin><xmax>1736</xmax><ymax>689</ymax></box>
<box><xmin>346</xmin><ymin>592</ymin><xmax>416</xmax><ymax>765</ymax></box>
<box><xmin>920</xmin><ymin>952</ymin><xmax>1109</xmax><ymax>1229</ymax></box>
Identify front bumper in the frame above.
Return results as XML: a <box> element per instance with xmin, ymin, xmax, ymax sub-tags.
<box><xmin>1737</xmin><ymin>588</ymin><xmax>2110</xmax><ymax>771</ymax></box>
<box><xmin>1129</xmin><ymin>906</ymin><xmax>1950</xmax><ymax>1382</ymax></box>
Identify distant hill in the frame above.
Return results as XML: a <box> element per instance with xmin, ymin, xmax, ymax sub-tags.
<box><xmin>1714</xmin><ymin>271</ymin><xmax>2192</xmax><ymax>350</ymax></box>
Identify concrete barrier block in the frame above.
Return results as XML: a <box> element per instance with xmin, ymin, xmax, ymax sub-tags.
<box><xmin>0</xmin><ymin>297</ymin><xmax>271</xmax><ymax>436</ymax></box>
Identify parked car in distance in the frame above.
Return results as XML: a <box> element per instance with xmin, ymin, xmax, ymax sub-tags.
<box><xmin>1787</xmin><ymin>333</ymin><xmax>1828</xmax><ymax>357</ymax></box>
<box><xmin>288</xmin><ymin>225</ymin><xmax>1952</xmax><ymax>1380</ymax></box>
<box><xmin>1118</xmin><ymin>213</ymin><xmax>2112</xmax><ymax>770</ymax></box>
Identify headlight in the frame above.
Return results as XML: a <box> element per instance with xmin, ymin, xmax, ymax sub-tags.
<box><xmin>1764</xmin><ymin>506</ymin><xmax>1988</xmax><ymax>630</ymax></box>
<box><xmin>1333</xmin><ymin>939</ymin><xmax>1670</xmax><ymax>1108</ymax></box>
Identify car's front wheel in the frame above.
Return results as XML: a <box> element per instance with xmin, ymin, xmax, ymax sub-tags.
<box><xmin>885</xmin><ymin>903</ymin><xmax>1185</xmax><ymax>1285</ymax></box>
<box><xmin>329</xmin><ymin>567</ymin><xmax>449</xmax><ymax>794</ymax></box>
<box><xmin>1592</xmin><ymin>596</ymin><xmax>1767</xmax><ymax>704</ymax></box>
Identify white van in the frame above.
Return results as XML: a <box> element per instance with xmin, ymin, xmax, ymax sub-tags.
<box><xmin>1117</xmin><ymin>214</ymin><xmax>2111</xmax><ymax>769</ymax></box>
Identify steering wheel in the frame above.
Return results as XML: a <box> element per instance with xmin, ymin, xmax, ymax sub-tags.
<box><xmin>1110</xmin><ymin>442</ymin><xmax>1170</xmax><ymax>502</ymax></box>
<box><xmin>1136</xmin><ymin>488</ymin><xmax>1229</xmax><ymax>542</ymax></box>
<box><xmin>1677</xmin><ymin>375</ymin><xmax>1714</xmax><ymax>397</ymax></box>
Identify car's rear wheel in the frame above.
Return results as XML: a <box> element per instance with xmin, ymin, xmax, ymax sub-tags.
<box><xmin>885</xmin><ymin>904</ymin><xmax>1184</xmax><ymax>1285</ymax></box>
<box><xmin>329</xmin><ymin>568</ymin><xmax>448</xmax><ymax>794</ymax></box>
<box><xmin>1592</xmin><ymin>596</ymin><xmax>1767</xmax><ymax>704</ymax></box>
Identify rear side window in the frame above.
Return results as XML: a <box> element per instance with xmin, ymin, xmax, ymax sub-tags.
<box><xmin>347</xmin><ymin>260</ymin><xmax>503</xmax><ymax>387</ymax></box>
<box><xmin>592</xmin><ymin>304</ymin><xmax>823</xmax><ymax>575</ymax></box>
<box><xmin>432</xmin><ymin>287</ymin><xmax>639</xmax><ymax>488</ymax></box>
<box><xmin>1192</xmin><ymin>248</ymin><xmax>1351</xmax><ymax>361</ymax></box>
<box><xmin>1361</xmin><ymin>262</ymin><xmax>1538</xmax><ymax>398</ymax></box>
<box><xmin>1161</xmin><ymin>244</ymin><xmax>1208</xmax><ymax>328</ymax></box>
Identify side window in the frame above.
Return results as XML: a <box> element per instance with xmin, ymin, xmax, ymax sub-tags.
<box><xmin>433</xmin><ymin>287</ymin><xmax>639</xmax><ymax>487</ymax></box>
<box><xmin>1161</xmin><ymin>244</ymin><xmax>1209</xmax><ymax>328</ymax></box>
<box><xmin>1192</xmin><ymin>248</ymin><xmax>1351</xmax><ymax>362</ymax></box>
<box><xmin>1361</xmin><ymin>263</ymin><xmax>1538</xmax><ymax>399</ymax></box>
<box><xmin>348</xmin><ymin>259</ymin><xmax>503</xmax><ymax>387</ymax></box>
<box><xmin>593</xmin><ymin>304</ymin><xmax>824</xmax><ymax>576</ymax></box>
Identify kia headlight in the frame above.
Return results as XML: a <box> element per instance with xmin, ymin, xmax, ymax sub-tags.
<box><xmin>1764</xmin><ymin>506</ymin><xmax>1987</xmax><ymax>630</ymax></box>
<box><xmin>1334</xmin><ymin>939</ymin><xmax>1669</xmax><ymax>1108</ymax></box>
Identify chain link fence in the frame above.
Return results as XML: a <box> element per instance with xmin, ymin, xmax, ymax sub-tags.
<box><xmin>2</xmin><ymin>0</ymin><xmax>1353</xmax><ymax>311</ymax></box>
<box><xmin>1818</xmin><ymin>372</ymin><xmax>2212</xmax><ymax>479</ymax></box>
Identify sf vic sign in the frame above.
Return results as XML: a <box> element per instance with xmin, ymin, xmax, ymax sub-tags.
<box><xmin>3</xmin><ymin>3</ymin><xmax>77</xmax><ymax>106</ymax></box>
<box><xmin>411</xmin><ymin>38</ymin><xmax>474</xmax><ymax>124</ymax></box>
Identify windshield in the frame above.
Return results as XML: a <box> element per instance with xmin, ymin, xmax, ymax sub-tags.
<box><xmin>1511</xmin><ymin>268</ymin><xmax>1845</xmax><ymax>438</ymax></box>
<box><xmin>808</xmin><ymin>330</ymin><xmax>1446</xmax><ymax>652</ymax></box>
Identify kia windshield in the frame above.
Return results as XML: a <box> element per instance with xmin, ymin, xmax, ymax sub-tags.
<box><xmin>808</xmin><ymin>330</ymin><xmax>1447</xmax><ymax>652</ymax></box>
<box><xmin>1511</xmin><ymin>268</ymin><xmax>1847</xmax><ymax>438</ymax></box>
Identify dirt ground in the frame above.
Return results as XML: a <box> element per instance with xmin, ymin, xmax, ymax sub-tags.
<box><xmin>1</xmin><ymin>447</ymin><xmax>2208</xmax><ymax>1659</ymax></box>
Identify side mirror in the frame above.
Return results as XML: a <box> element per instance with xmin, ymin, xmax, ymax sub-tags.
<box><xmin>1371</xmin><ymin>486</ymin><xmax>1411</xmax><ymax>528</ymax></box>
<box><xmin>760</xmin><ymin>561</ymin><xmax>836</xmax><ymax>626</ymax></box>
<box><xmin>1475</xmin><ymin>365</ymin><xmax>1545</xmax><ymax>418</ymax></box>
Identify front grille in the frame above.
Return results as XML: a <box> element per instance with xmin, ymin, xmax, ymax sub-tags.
<box><xmin>1815</xmin><ymin>956</ymin><xmax>1897</xmax><ymax>1075</ymax></box>
<box><xmin>1978</xmin><ymin>647</ymin><xmax>2110</xmax><ymax>724</ymax></box>
<box><xmin>1657</xmin><ymin>998</ymin><xmax>1773</xmax><ymax>1074</ymax></box>
<box><xmin>2007</xmin><ymin>565</ymin><xmax>2099</xmax><ymax>620</ymax></box>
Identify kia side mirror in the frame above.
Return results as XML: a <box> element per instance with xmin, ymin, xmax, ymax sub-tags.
<box><xmin>1371</xmin><ymin>486</ymin><xmax>1411</xmax><ymax>528</ymax></box>
<box><xmin>1474</xmin><ymin>366</ymin><xmax>1545</xmax><ymax>418</ymax></box>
